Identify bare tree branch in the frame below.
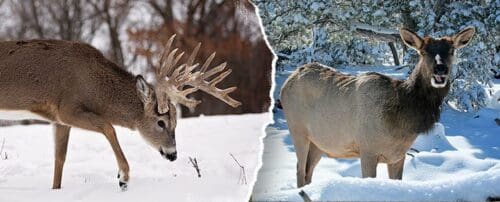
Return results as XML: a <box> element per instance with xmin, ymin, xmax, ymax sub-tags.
<box><xmin>299</xmin><ymin>190</ymin><xmax>312</xmax><ymax>202</ymax></box>
<box><xmin>388</xmin><ymin>41</ymin><xmax>400</xmax><ymax>66</ymax></box>
<box><xmin>351</xmin><ymin>23</ymin><xmax>400</xmax><ymax>43</ymax></box>
<box><xmin>229</xmin><ymin>153</ymin><xmax>247</xmax><ymax>185</ymax></box>
<box><xmin>188</xmin><ymin>157</ymin><xmax>201</xmax><ymax>178</ymax></box>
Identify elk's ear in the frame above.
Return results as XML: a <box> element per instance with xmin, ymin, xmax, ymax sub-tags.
<box><xmin>400</xmin><ymin>28</ymin><xmax>423</xmax><ymax>50</ymax></box>
<box><xmin>136</xmin><ymin>75</ymin><xmax>154</xmax><ymax>110</ymax></box>
<box><xmin>453</xmin><ymin>26</ymin><xmax>475</xmax><ymax>49</ymax></box>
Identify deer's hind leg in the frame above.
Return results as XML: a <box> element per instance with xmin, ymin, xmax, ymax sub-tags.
<box><xmin>289</xmin><ymin>124</ymin><xmax>311</xmax><ymax>188</ymax></box>
<box><xmin>52</xmin><ymin>124</ymin><xmax>71</xmax><ymax>189</ymax></box>
<box><xmin>305</xmin><ymin>142</ymin><xmax>323</xmax><ymax>185</ymax></box>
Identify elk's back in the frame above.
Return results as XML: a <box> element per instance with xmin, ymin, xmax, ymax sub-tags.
<box><xmin>280</xmin><ymin>63</ymin><xmax>401</xmax><ymax>158</ymax></box>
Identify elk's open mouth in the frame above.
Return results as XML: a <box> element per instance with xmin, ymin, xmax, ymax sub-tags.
<box><xmin>431</xmin><ymin>74</ymin><xmax>447</xmax><ymax>88</ymax></box>
<box><xmin>159</xmin><ymin>147</ymin><xmax>177</xmax><ymax>161</ymax></box>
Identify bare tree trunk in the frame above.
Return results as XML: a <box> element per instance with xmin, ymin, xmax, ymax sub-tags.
<box><xmin>433</xmin><ymin>0</ymin><xmax>449</xmax><ymax>25</ymax></box>
<box><xmin>29</xmin><ymin>1</ymin><xmax>45</xmax><ymax>38</ymax></box>
<box><xmin>401</xmin><ymin>5</ymin><xmax>418</xmax><ymax>65</ymax></box>
<box><xmin>0</xmin><ymin>119</ymin><xmax>49</xmax><ymax>127</ymax></box>
<box><xmin>108</xmin><ymin>25</ymin><xmax>124</xmax><ymax>66</ymax></box>
<box><xmin>388</xmin><ymin>41</ymin><xmax>400</xmax><ymax>66</ymax></box>
<box><xmin>91</xmin><ymin>0</ymin><xmax>129</xmax><ymax>66</ymax></box>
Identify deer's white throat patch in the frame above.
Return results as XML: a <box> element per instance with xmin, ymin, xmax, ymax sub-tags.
<box><xmin>0</xmin><ymin>110</ymin><xmax>50</xmax><ymax>121</ymax></box>
<box><xmin>435</xmin><ymin>54</ymin><xmax>443</xmax><ymax>65</ymax></box>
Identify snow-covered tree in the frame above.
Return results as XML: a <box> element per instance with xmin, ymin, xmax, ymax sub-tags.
<box><xmin>255</xmin><ymin>0</ymin><xmax>498</xmax><ymax>112</ymax></box>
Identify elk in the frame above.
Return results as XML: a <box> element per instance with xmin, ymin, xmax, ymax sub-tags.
<box><xmin>0</xmin><ymin>35</ymin><xmax>241</xmax><ymax>190</ymax></box>
<box><xmin>280</xmin><ymin>27</ymin><xmax>475</xmax><ymax>187</ymax></box>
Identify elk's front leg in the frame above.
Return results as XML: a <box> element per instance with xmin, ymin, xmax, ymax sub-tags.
<box><xmin>388</xmin><ymin>156</ymin><xmax>405</xmax><ymax>180</ymax></box>
<box><xmin>52</xmin><ymin>124</ymin><xmax>71</xmax><ymax>189</ymax></box>
<box><xmin>360</xmin><ymin>153</ymin><xmax>378</xmax><ymax>178</ymax></box>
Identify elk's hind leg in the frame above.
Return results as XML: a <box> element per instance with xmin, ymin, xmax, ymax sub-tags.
<box><xmin>289</xmin><ymin>125</ymin><xmax>310</xmax><ymax>188</ymax></box>
<box><xmin>53</xmin><ymin>124</ymin><xmax>71</xmax><ymax>189</ymax></box>
<box><xmin>304</xmin><ymin>142</ymin><xmax>323</xmax><ymax>185</ymax></box>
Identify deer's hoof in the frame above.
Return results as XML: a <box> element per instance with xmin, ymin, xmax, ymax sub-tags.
<box><xmin>117</xmin><ymin>170</ymin><xmax>129</xmax><ymax>191</ymax></box>
<box><xmin>119</xmin><ymin>181</ymin><xmax>128</xmax><ymax>191</ymax></box>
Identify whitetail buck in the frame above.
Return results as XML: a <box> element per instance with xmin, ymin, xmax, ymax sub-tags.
<box><xmin>280</xmin><ymin>27</ymin><xmax>475</xmax><ymax>187</ymax></box>
<box><xmin>0</xmin><ymin>35</ymin><xmax>241</xmax><ymax>190</ymax></box>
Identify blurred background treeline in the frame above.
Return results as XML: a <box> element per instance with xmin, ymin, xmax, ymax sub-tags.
<box><xmin>256</xmin><ymin>0</ymin><xmax>499</xmax><ymax>112</ymax></box>
<box><xmin>0</xmin><ymin>0</ymin><xmax>272</xmax><ymax>117</ymax></box>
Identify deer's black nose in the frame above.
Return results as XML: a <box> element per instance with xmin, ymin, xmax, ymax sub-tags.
<box><xmin>434</xmin><ymin>64</ymin><xmax>448</xmax><ymax>75</ymax></box>
<box><xmin>166</xmin><ymin>152</ymin><xmax>177</xmax><ymax>161</ymax></box>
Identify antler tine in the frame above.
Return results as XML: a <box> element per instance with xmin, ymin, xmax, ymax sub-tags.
<box><xmin>158</xmin><ymin>35</ymin><xmax>175</xmax><ymax>65</ymax></box>
<box><xmin>185</xmin><ymin>57</ymin><xmax>242</xmax><ymax>108</ymax></box>
<box><xmin>160</xmin><ymin>48</ymin><xmax>185</xmax><ymax>79</ymax></box>
<box><xmin>186</xmin><ymin>43</ymin><xmax>201</xmax><ymax>67</ymax></box>
<box><xmin>200</xmin><ymin>52</ymin><xmax>216</xmax><ymax>73</ymax></box>
<box><xmin>154</xmin><ymin>35</ymin><xmax>241</xmax><ymax>113</ymax></box>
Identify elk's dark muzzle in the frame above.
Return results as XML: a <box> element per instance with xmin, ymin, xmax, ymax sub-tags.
<box><xmin>434</xmin><ymin>64</ymin><xmax>448</xmax><ymax>75</ymax></box>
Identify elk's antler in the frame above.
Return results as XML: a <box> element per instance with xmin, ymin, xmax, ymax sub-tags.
<box><xmin>153</xmin><ymin>35</ymin><xmax>241</xmax><ymax>113</ymax></box>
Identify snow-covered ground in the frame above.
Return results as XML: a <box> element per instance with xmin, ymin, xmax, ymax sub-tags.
<box><xmin>252</xmin><ymin>66</ymin><xmax>500</xmax><ymax>201</ymax></box>
<box><xmin>0</xmin><ymin>113</ymin><xmax>270</xmax><ymax>202</ymax></box>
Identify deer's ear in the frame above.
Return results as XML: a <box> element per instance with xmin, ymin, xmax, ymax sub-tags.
<box><xmin>400</xmin><ymin>28</ymin><xmax>423</xmax><ymax>50</ymax></box>
<box><xmin>136</xmin><ymin>75</ymin><xmax>154</xmax><ymax>109</ymax></box>
<box><xmin>453</xmin><ymin>26</ymin><xmax>475</xmax><ymax>49</ymax></box>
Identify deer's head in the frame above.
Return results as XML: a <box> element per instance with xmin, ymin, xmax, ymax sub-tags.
<box><xmin>135</xmin><ymin>35</ymin><xmax>241</xmax><ymax>161</ymax></box>
<box><xmin>400</xmin><ymin>27</ymin><xmax>475</xmax><ymax>88</ymax></box>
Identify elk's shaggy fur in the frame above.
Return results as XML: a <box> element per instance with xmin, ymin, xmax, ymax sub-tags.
<box><xmin>281</xmin><ymin>27</ymin><xmax>476</xmax><ymax>187</ymax></box>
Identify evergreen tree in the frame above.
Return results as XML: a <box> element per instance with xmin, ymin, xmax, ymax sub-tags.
<box><xmin>255</xmin><ymin>0</ymin><xmax>498</xmax><ymax>112</ymax></box>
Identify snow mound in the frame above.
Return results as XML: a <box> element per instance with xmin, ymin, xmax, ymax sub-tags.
<box><xmin>0</xmin><ymin>113</ymin><xmax>270</xmax><ymax>202</ymax></box>
<box><xmin>293</xmin><ymin>168</ymin><xmax>500</xmax><ymax>201</ymax></box>
<box><xmin>412</xmin><ymin>123</ymin><xmax>456</xmax><ymax>152</ymax></box>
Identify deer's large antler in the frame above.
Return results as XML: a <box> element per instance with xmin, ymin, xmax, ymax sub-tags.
<box><xmin>153</xmin><ymin>35</ymin><xmax>241</xmax><ymax>113</ymax></box>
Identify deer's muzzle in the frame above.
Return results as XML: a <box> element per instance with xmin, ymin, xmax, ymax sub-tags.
<box><xmin>159</xmin><ymin>147</ymin><xmax>177</xmax><ymax>161</ymax></box>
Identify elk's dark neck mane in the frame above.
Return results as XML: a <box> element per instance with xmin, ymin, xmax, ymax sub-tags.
<box><xmin>390</xmin><ymin>63</ymin><xmax>450</xmax><ymax>134</ymax></box>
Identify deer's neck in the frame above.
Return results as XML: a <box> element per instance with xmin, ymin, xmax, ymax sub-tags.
<box><xmin>99</xmin><ymin>74</ymin><xmax>145</xmax><ymax>130</ymax></box>
<box><xmin>394</xmin><ymin>63</ymin><xmax>450</xmax><ymax>134</ymax></box>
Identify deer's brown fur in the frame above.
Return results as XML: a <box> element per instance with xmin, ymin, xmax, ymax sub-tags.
<box><xmin>0</xmin><ymin>37</ymin><xmax>239</xmax><ymax>190</ymax></box>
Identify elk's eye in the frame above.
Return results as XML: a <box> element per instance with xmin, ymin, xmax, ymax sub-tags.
<box><xmin>157</xmin><ymin>120</ymin><xmax>166</xmax><ymax>128</ymax></box>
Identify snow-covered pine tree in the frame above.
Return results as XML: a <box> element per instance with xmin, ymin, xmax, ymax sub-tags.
<box><xmin>255</xmin><ymin>0</ymin><xmax>497</xmax><ymax>112</ymax></box>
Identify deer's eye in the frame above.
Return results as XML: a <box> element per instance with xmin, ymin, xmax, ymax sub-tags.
<box><xmin>157</xmin><ymin>120</ymin><xmax>166</xmax><ymax>129</ymax></box>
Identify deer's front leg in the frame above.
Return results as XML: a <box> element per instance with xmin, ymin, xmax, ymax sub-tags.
<box><xmin>52</xmin><ymin>124</ymin><xmax>71</xmax><ymax>189</ymax></box>
<box><xmin>59</xmin><ymin>109</ymin><xmax>130</xmax><ymax>191</ymax></box>
<box><xmin>102</xmin><ymin>124</ymin><xmax>130</xmax><ymax>191</ymax></box>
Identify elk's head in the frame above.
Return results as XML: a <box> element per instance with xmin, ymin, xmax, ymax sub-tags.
<box><xmin>400</xmin><ymin>27</ymin><xmax>475</xmax><ymax>88</ymax></box>
<box><xmin>135</xmin><ymin>35</ymin><xmax>241</xmax><ymax>161</ymax></box>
